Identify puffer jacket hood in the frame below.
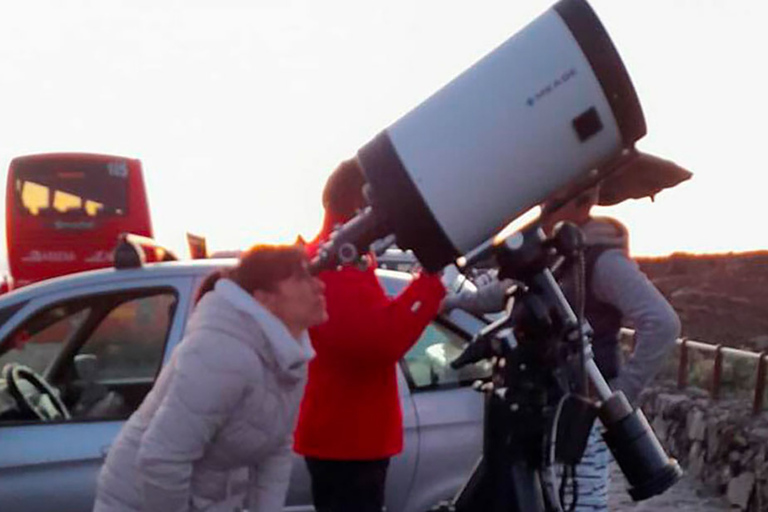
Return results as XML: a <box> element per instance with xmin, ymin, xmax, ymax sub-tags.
<box><xmin>213</xmin><ymin>278</ymin><xmax>314</xmax><ymax>379</ymax></box>
<box><xmin>581</xmin><ymin>216</ymin><xmax>629</xmax><ymax>251</ymax></box>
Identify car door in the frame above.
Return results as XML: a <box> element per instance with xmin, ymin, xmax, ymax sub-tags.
<box><xmin>399</xmin><ymin>310</ymin><xmax>491</xmax><ymax>512</ymax></box>
<box><xmin>0</xmin><ymin>275</ymin><xmax>195</xmax><ymax>512</ymax></box>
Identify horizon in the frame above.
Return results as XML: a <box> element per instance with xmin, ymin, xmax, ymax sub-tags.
<box><xmin>1</xmin><ymin>0</ymin><xmax>766</xmax><ymax>276</ymax></box>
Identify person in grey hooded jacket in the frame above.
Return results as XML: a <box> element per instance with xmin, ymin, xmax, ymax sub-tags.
<box><xmin>94</xmin><ymin>244</ymin><xmax>327</xmax><ymax>512</ymax></box>
<box><xmin>441</xmin><ymin>186</ymin><xmax>680</xmax><ymax>512</ymax></box>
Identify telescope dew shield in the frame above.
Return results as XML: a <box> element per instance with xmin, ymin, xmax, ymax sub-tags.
<box><xmin>358</xmin><ymin>0</ymin><xmax>645</xmax><ymax>272</ymax></box>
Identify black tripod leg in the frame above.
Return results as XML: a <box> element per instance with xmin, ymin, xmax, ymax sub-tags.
<box><xmin>452</xmin><ymin>456</ymin><xmax>492</xmax><ymax>512</ymax></box>
<box><xmin>508</xmin><ymin>460</ymin><xmax>547</xmax><ymax>512</ymax></box>
<box><xmin>450</xmin><ymin>458</ymin><xmax>547</xmax><ymax>512</ymax></box>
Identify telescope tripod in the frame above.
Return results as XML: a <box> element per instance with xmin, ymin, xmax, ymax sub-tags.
<box><xmin>432</xmin><ymin>224</ymin><xmax>681</xmax><ymax>512</ymax></box>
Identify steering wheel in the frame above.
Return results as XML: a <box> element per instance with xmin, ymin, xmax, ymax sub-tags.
<box><xmin>2</xmin><ymin>363</ymin><xmax>71</xmax><ymax>421</ymax></box>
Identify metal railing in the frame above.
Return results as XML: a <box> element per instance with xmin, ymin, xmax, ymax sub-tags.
<box><xmin>621</xmin><ymin>328</ymin><xmax>768</xmax><ymax>415</ymax></box>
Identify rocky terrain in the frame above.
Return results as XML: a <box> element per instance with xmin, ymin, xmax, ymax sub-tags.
<box><xmin>638</xmin><ymin>251</ymin><xmax>768</xmax><ymax>352</ymax></box>
<box><xmin>627</xmin><ymin>252</ymin><xmax>768</xmax><ymax>511</ymax></box>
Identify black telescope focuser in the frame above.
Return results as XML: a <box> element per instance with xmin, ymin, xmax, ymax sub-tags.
<box><xmin>308</xmin><ymin>207</ymin><xmax>388</xmax><ymax>275</ymax></box>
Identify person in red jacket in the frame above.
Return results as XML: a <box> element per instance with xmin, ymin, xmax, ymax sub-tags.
<box><xmin>294</xmin><ymin>158</ymin><xmax>446</xmax><ymax>512</ymax></box>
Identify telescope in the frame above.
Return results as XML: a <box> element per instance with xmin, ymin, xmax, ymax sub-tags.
<box><xmin>311</xmin><ymin>0</ymin><xmax>647</xmax><ymax>275</ymax></box>
<box><xmin>310</xmin><ymin>0</ymin><xmax>683</xmax><ymax>510</ymax></box>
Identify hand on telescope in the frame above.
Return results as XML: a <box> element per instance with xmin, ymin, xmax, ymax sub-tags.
<box><xmin>439</xmin><ymin>275</ymin><xmax>512</xmax><ymax>316</ymax></box>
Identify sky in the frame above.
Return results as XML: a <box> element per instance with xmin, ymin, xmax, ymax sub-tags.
<box><xmin>1</xmin><ymin>0</ymin><xmax>766</xmax><ymax>275</ymax></box>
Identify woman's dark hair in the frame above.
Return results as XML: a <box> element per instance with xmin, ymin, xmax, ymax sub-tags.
<box><xmin>322</xmin><ymin>158</ymin><xmax>367</xmax><ymax>219</ymax></box>
<box><xmin>195</xmin><ymin>244</ymin><xmax>307</xmax><ymax>304</ymax></box>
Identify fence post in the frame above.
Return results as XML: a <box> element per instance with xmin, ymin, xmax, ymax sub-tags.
<box><xmin>678</xmin><ymin>338</ymin><xmax>689</xmax><ymax>390</ymax></box>
<box><xmin>712</xmin><ymin>344</ymin><xmax>723</xmax><ymax>400</ymax></box>
<box><xmin>753</xmin><ymin>351</ymin><xmax>767</xmax><ymax>415</ymax></box>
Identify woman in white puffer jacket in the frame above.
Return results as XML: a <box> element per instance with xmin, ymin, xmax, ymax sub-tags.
<box><xmin>94</xmin><ymin>244</ymin><xmax>327</xmax><ymax>512</ymax></box>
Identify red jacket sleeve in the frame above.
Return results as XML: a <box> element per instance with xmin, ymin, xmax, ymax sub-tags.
<box><xmin>309</xmin><ymin>266</ymin><xmax>446</xmax><ymax>364</ymax></box>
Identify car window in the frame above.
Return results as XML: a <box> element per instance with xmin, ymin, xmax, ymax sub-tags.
<box><xmin>0</xmin><ymin>289</ymin><xmax>178</xmax><ymax>424</ymax></box>
<box><xmin>0</xmin><ymin>301</ymin><xmax>27</xmax><ymax>329</ymax></box>
<box><xmin>402</xmin><ymin>321</ymin><xmax>491</xmax><ymax>391</ymax></box>
<box><xmin>77</xmin><ymin>293</ymin><xmax>177</xmax><ymax>381</ymax></box>
<box><xmin>0</xmin><ymin>304</ymin><xmax>91</xmax><ymax>375</ymax></box>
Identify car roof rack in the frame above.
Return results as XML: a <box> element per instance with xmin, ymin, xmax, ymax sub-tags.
<box><xmin>114</xmin><ymin>233</ymin><xmax>178</xmax><ymax>269</ymax></box>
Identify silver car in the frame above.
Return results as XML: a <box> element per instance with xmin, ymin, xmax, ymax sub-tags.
<box><xmin>0</xmin><ymin>259</ymin><xmax>489</xmax><ymax>512</ymax></box>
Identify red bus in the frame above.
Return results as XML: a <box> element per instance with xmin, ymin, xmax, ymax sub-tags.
<box><xmin>6</xmin><ymin>153</ymin><xmax>154</xmax><ymax>289</ymax></box>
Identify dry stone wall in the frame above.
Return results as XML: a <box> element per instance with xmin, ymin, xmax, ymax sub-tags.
<box><xmin>638</xmin><ymin>384</ymin><xmax>768</xmax><ymax>511</ymax></box>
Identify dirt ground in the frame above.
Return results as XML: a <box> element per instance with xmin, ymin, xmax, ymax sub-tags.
<box><xmin>609</xmin><ymin>461</ymin><xmax>731</xmax><ymax>511</ymax></box>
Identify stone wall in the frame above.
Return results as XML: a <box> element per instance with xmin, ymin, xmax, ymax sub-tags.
<box><xmin>638</xmin><ymin>384</ymin><xmax>768</xmax><ymax>511</ymax></box>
